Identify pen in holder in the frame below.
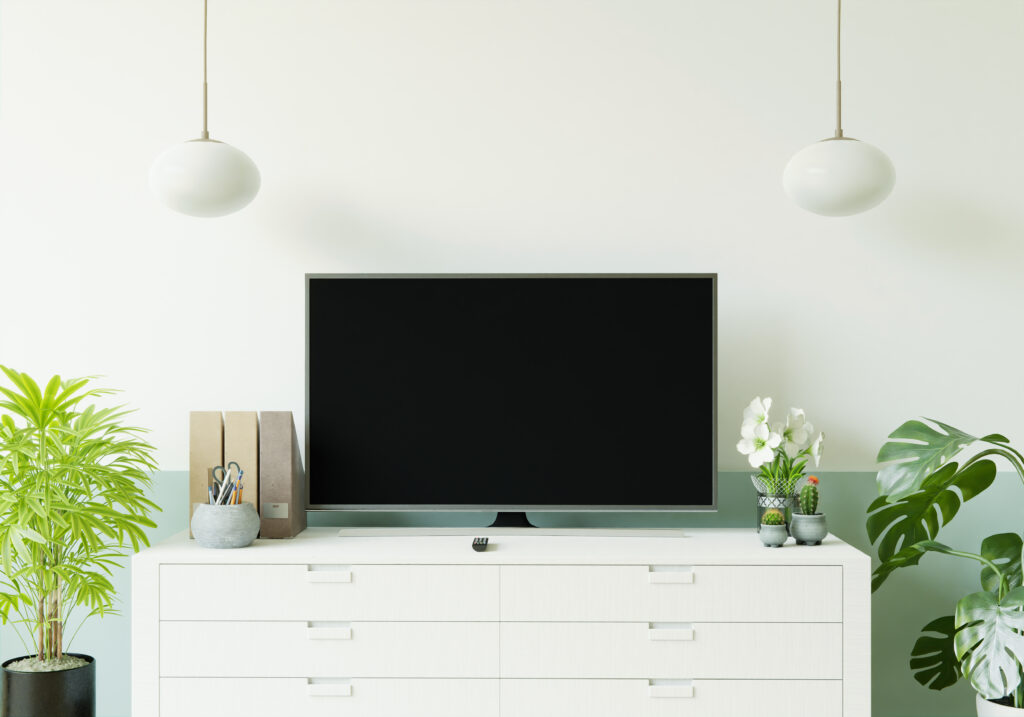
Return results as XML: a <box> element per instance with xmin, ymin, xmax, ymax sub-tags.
<box><xmin>191</xmin><ymin>503</ymin><xmax>260</xmax><ymax>549</ymax></box>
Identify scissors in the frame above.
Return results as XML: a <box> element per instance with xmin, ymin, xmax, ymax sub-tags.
<box><xmin>212</xmin><ymin>461</ymin><xmax>242</xmax><ymax>502</ymax></box>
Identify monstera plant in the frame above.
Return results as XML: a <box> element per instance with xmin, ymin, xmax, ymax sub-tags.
<box><xmin>867</xmin><ymin>418</ymin><xmax>1024</xmax><ymax>712</ymax></box>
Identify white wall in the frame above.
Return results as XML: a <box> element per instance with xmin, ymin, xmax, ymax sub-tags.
<box><xmin>1</xmin><ymin>0</ymin><xmax>1022</xmax><ymax>472</ymax></box>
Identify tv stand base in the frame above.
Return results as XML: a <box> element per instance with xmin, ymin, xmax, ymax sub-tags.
<box><xmin>489</xmin><ymin>511</ymin><xmax>537</xmax><ymax>528</ymax></box>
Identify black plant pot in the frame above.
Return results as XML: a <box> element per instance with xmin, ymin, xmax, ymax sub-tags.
<box><xmin>1</xmin><ymin>654</ymin><xmax>95</xmax><ymax>717</ymax></box>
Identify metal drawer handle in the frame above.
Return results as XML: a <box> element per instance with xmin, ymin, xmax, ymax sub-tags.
<box><xmin>648</xmin><ymin>623</ymin><xmax>694</xmax><ymax>641</ymax></box>
<box><xmin>649</xmin><ymin>685</ymin><xmax>694</xmax><ymax>698</ymax></box>
<box><xmin>306</xmin><ymin>623</ymin><xmax>353</xmax><ymax>640</ymax></box>
<box><xmin>308</xmin><ymin>682</ymin><xmax>353</xmax><ymax>697</ymax></box>
<box><xmin>306</xmin><ymin>567</ymin><xmax>352</xmax><ymax>583</ymax></box>
<box><xmin>648</xmin><ymin>566</ymin><xmax>694</xmax><ymax>584</ymax></box>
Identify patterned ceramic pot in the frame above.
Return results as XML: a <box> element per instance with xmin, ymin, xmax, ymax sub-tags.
<box><xmin>756</xmin><ymin>493</ymin><xmax>794</xmax><ymax>532</ymax></box>
<box><xmin>191</xmin><ymin>503</ymin><xmax>260</xmax><ymax>549</ymax></box>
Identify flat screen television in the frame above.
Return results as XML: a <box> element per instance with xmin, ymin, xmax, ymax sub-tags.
<box><xmin>306</xmin><ymin>274</ymin><xmax>716</xmax><ymax>522</ymax></box>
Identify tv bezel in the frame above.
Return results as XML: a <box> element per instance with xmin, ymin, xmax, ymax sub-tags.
<box><xmin>305</xmin><ymin>273</ymin><xmax>718</xmax><ymax>513</ymax></box>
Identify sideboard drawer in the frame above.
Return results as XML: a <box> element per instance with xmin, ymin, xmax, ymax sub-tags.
<box><xmin>160</xmin><ymin>678</ymin><xmax>500</xmax><ymax>717</ymax></box>
<box><xmin>160</xmin><ymin>564</ymin><xmax>499</xmax><ymax>621</ymax></box>
<box><xmin>500</xmin><ymin>622</ymin><xmax>842</xmax><ymax>679</ymax></box>
<box><xmin>500</xmin><ymin>678</ymin><xmax>842</xmax><ymax>717</ymax></box>
<box><xmin>500</xmin><ymin>565</ymin><xmax>842</xmax><ymax>622</ymax></box>
<box><xmin>160</xmin><ymin>622</ymin><xmax>498</xmax><ymax>678</ymax></box>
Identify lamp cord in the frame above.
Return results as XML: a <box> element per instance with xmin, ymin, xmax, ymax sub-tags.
<box><xmin>201</xmin><ymin>0</ymin><xmax>209</xmax><ymax>140</ymax></box>
<box><xmin>835</xmin><ymin>0</ymin><xmax>843</xmax><ymax>138</ymax></box>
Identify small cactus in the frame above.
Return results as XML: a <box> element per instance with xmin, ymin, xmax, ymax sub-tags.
<box><xmin>761</xmin><ymin>508</ymin><xmax>786</xmax><ymax>526</ymax></box>
<box><xmin>799</xmin><ymin>475</ymin><xmax>820</xmax><ymax>515</ymax></box>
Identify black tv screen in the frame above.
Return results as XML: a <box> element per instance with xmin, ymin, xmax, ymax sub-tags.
<box><xmin>306</xmin><ymin>274</ymin><xmax>716</xmax><ymax>511</ymax></box>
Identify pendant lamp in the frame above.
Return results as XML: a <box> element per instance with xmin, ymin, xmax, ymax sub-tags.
<box><xmin>783</xmin><ymin>0</ymin><xmax>894</xmax><ymax>217</ymax></box>
<box><xmin>150</xmin><ymin>0</ymin><xmax>260</xmax><ymax>218</ymax></box>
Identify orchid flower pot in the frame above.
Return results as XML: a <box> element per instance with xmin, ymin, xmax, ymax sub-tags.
<box><xmin>1</xmin><ymin>654</ymin><xmax>95</xmax><ymax>717</ymax></box>
<box><xmin>755</xmin><ymin>491</ymin><xmax>793</xmax><ymax>532</ymax></box>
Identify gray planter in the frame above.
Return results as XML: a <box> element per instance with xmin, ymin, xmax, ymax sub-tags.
<box><xmin>791</xmin><ymin>513</ymin><xmax>828</xmax><ymax>546</ymax></box>
<box><xmin>191</xmin><ymin>503</ymin><xmax>260</xmax><ymax>549</ymax></box>
<box><xmin>759</xmin><ymin>524</ymin><xmax>788</xmax><ymax>548</ymax></box>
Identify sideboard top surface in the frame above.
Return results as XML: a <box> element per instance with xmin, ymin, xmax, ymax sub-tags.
<box><xmin>136</xmin><ymin>527</ymin><xmax>869</xmax><ymax>566</ymax></box>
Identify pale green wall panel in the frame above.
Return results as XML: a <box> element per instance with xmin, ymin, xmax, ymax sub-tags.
<box><xmin>5</xmin><ymin>469</ymin><xmax>1010</xmax><ymax>717</ymax></box>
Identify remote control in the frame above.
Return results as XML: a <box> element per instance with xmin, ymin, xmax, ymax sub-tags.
<box><xmin>472</xmin><ymin>537</ymin><xmax>489</xmax><ymax>552</ymax></box>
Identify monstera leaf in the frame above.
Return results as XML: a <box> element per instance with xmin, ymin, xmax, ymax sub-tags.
<box><xmin>867</xmin><ymin>459</ymin><xmax>997</xmax><ymax>574</ymax></box>
<box><xmin>980</xmin><ymin>533</ymin><xmax>1024</xmax><ymax>594</ymax></box>
<box><xmin>910</xmin><ymin>615</ymin><xmax>962</xmax><ymax>691</ymax></box>
<box><xmin>955</xmin><ymin>587</ymin><xmax>1024</xmax><ymax>700</ymax></box>
<box><xmin>877</xmin><ymin>419</ymin><xmax>979</xmax><ymax>499</ymax></box>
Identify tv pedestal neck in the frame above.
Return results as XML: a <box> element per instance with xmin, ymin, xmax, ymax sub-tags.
<box><xmin>489</xmin><ymin>511</ymin><xmax>537</xmax><ymax>528</ymax></box>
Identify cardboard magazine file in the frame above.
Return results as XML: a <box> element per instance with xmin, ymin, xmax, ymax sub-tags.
<box><xmin>224</xmin><ymin>411</ymin><xmax>259</xmax><ymax>513</ymax></box>
<box><xmin>188</xmin><ymin>411</ymin><xmax>224</xmax><ymax>538</ymax></box>
<box><xmin>258</xmin><ymin>411</ymin><xmax>307</xmax><ymax>538</ymax></box>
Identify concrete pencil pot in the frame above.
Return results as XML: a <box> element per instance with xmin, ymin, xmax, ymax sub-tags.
<box><xmin>191</xmin><ymin>503</ymin><xmax>260</xmax><ymax>548</ymax></box>
<box><xmin>977</xmin><ymin>695</ymin><xmax>1024</xmax><ymax>716</ymax></box>
<box><xmin>791</xmin><ymin>513</ymin><xmax>828</xmax><ymax>545</ymax></box>
<box><xmin>1</xmin><ymin>654</ymin><xmax>95</xmax><ymax>717</ymax></box>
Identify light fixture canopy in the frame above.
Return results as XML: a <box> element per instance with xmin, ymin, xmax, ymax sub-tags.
<box><xmin>783</xmin><ymin>0</ymin><xmax>894</xmax><ymax>217</ymax></box>
<box><xmin>150</xmin><ymin>0</ymin><xmax>260</xmax><ymax>218</ymax></box>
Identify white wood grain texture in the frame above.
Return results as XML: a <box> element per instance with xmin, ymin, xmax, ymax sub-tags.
<box><xmin>499</xmin><ymin>622</ymin><xmax>842</xmax><ymax>679</ymax></box>
<box><xmin>159</xmin><ymin>678</ymin><xmax>499</xmax><ymax>717</ymax></box>
<box><xmin>159</xmin><ymin>622</ymin><xmax>498</xmax><ymax>678</ymax></box>
<box><xmin>500</xmin><ymin>565</ymin><xmax>842</xmax><ymax>622</ymax></box>
<box><xmin>159</xmin><ymin>564</ymin><xmax>498</xmax><ymax>621</ymax></box>
<box><xmin>843</xmin><ymin>556</ymin><xmax>872</xmax><ymax>716</ymax></box>
<box><xmin>139</xmin><ymin>528</ymin><xmax>869</xmax><ymax>567</ymax></box>
<box><xmin>130</xmin><ymin>552</ymin><xmax>160</xmax><ymax>717</ymax></box>
<box><xmin>500</xmin><ymin>679</ymin><xmax>843</xmax><ymax>717</ymax></box>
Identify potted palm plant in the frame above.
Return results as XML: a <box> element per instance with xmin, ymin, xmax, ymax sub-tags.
<box><xmin>0</xmin><ymin>367</ymin><xmax>159</xmax><ymax>717</ymax></box>
<box><xmin>868</xmin><ymin>418</ymin><xmax>1024</xmax><ymax>715</ymax></box>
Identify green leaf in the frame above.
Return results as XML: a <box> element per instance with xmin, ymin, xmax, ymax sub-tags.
<box><xmin>0</xmin><ymin>368</ymin><xmax>159</xmax><ymax>657</ymax></box>
<box><xmin>910</xmin><ymin>615</ymin><xmax>962</xmax><ymax>690</ymax></box>
<box><xmin>980</xmin><ymin>533</ymin><xmax>1024</xmax><ymax>593</ymax></box>
<box><xmin>877</xmin><ymin>419</ymin><xmax>979</xmax><ymax>499</ymax></box>
<box><xmin>867</xmin><ymin>459</ymin><xmax>997</xmax><ymax>570</ymax></box>
<box><xmin>955</xmin><ymin>587</ymin><xmax>1024</xmax><ymax>700</ymax></box>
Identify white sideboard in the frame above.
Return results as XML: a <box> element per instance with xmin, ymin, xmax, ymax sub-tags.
<box><xmin>132</xmin><ymin>528</ymin><xmax>870</xmax><ymax>717</ymax></box>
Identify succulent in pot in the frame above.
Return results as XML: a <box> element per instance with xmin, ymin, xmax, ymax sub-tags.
<box><xmin>0</xmin><ymin>367</ymin><xmax>159</xmax><ymax>717</ymax></box>
<box><xmin>759</xmin><ymin>509</ymin><xmax>788</xmax><ymax>548</ymax></box>
<box><xmin>791</xmin><ymin>475</ymin><xmax>828</xmax><ymax>545</ymax></box>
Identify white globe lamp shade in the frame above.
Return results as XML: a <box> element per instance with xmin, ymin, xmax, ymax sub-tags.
<box><xmin>150</xmin><ymin>139</ymin><xmax>260</xmax><ymax>218</ymax></box>
<box><xmin>783</xmin><ymin>138</ymin><xmax>895</xmax><ymax>217</ymax></box>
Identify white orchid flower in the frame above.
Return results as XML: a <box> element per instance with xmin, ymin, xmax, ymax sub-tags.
<box><xmin>809</xmin><ymin>432</ymin><xmax>825</xmax><ymax>467</ymax></box>
<box><xmin>741</xmin><ymin>397</ymin><xmax>772</xmax><ymax>431</ymax></box>
<box><xmin>781</xmin><ymin>408</ymin><xmax>814</xmax><ymax>458</ymax></box>
<box><xmin>737</xmin><ymin>422</ymin><xmax>782</xmax><ymax>468</ymax></box>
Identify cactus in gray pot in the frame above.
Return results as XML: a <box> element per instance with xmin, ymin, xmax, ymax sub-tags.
<box><xmin>799</xmin><ymin>475</ymin><xmax>820</xmax><ymax>515</ymax></box>
<box><xmin>761</xmin><ymin>508</ymin><xmax>786</xmax><ymax>526</ymax></box>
